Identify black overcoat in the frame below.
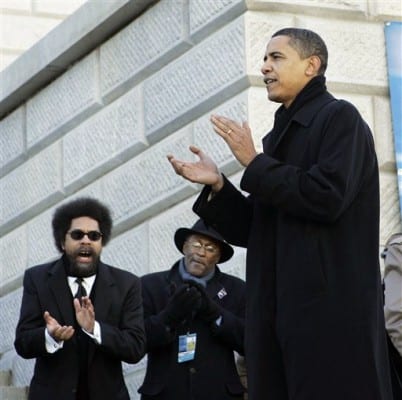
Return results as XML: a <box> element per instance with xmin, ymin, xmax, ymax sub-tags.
<box><xmin>194</xmin><ymin>91</ymin><xmax>392</xmax><ymax>400</ymax></box>
<box><xmin>14</xmin><ymin>258</ymin><xmax>146</xmax><ymax>400</ymax></box>
<box><xmin>138</xmin><ymin>261</ymin><xmax>246</xmax><ymax>400</ymax></box>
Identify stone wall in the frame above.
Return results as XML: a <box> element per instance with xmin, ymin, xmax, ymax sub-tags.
<box><xmin>0</xmin><ymin>0</ymin><xmax>401</xmax><ymax>398</ymax></box>
<box><xmin>0</xmin><ymin>0</ymin><xmax>87</xmax><ymax>71</ymax></box>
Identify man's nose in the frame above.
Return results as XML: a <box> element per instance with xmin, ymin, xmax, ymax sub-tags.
<box><xmin>261</xmin><ymin>60</ymin><xmax>271</xmax><ymax>75</ymax></box>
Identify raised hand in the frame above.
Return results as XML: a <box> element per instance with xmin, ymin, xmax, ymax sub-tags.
<box><xmin>43</xmin><ymin>311</ymin><xmax>75</xmax><ymax>341</ymax></box>
<box><xmin>210</xmin><ymin>115</ymin><xmax>258</xmax><ymax>167</ymax></box>
<box><xmin>167</xmin><ymin>145</ymin><xmax>224</xmax><ymax>192</ymax></box>
<box><xmin>186</xmin><ymin>281</ymin><xmax>222</xmax><ymax>323</ymax></box>
<box><xmin>74</xmin><ymin>296</ymin><xmax>95</xmax><ymax>334</ymax></box>
<box><xmin>160</xmin><ymin>284</ymin><xmax>202</xmax><ymax>328</ymax></box>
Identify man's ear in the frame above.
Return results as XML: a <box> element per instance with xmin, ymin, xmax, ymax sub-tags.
<box><xmin>306</xmin><ymin>55</ymin><xmax>321</xmax><ymax>76</ymax></box>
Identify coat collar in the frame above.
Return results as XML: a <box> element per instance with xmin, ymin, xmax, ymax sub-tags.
<box><xmin>264</xmin><ymin>91</ymin><xmax>335</xmax><ymax>155</ymax></box>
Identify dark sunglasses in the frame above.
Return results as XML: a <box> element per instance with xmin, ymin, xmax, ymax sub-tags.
<box><xmin>67</xmin><ymin>229</ymin><xmax>103</xmax><ymax>241</ymax></box>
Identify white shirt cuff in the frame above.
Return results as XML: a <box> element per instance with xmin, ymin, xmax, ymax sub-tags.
<box><xmin>82</xmin><ymin>321</ymin><xmax>102</xmax><ymax>344</ymax></box>
<box><xmin>45</xmin><ymin>329</ymin><xmax>64</xmax><ymax>353</ymax></box>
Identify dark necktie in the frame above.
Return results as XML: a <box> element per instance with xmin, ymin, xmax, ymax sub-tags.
<box><xmin>74</xmin><ymin>277</ymin><xmax>89</xmax><ymax>400</ymax></box>
<box><xmin>75</xmin><ymin>278</ymin><xmax>87</xmax><ymax>300</ymax></box>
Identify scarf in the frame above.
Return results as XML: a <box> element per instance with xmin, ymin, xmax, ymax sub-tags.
<box><xmin>178</xmin><ymin>258</ymin><xmax>215</xmax><ymax>288</ymax></box>
<box><xmin>270</xmin><ymin>75</ymin><xmax>327</xmax><ymax>144</ymax></box>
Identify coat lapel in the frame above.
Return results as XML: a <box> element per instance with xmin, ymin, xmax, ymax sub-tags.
<box><xmin>88</xmin><ymin>262</ymin><xmax>115</xmax><ymax>363</ymax></box>
<box><xmin>48</xmin><ymin>258</ymin><xmax>76</xmax><ymax>327</ymax></box>
<box><xmin>92</xmin><ymin>262</ymin><xmax>114</xmax><ymax>322</ymax></box>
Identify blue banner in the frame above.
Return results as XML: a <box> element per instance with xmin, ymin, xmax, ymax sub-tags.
<box><xmin>385</xmin><ymin>22</ymin><xmax>402</xmax><ymax>217</ymax></box>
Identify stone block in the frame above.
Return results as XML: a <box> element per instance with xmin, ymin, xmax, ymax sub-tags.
<box><xmin>0</xmin><ymin>52</ymin><xmax>19</xmax><ymax>72</ymax></box>
<box><xmin>143</xmin><ymin>16</ymin><xmax>247</xmax><ymax>142</ymax></box>
<box><xmin>0</xmin><ymin>143</ymin><xmax>63</xmax><ymax>230</ymax></box>
<box><xmin>245</xmin><ymin>12</ymin><xmax>294</xmax><ymax>80</ymax></box>
<box><xmin>247</xmin><ymin>86</ymin><xmax>278</xmax><ymax>150</ymax></box>
<box><xmin>102</xmin><ymin>222</ymin><xmax>149</xmax><ymax>278</ymax></box>
<box><xmin>379</xmin><ymin>171</ymin><xmax>401</xmax><ymax>245</ymax></box>
<box><xmin>193</xmin><ymin>92</ymin><xmax>246</xmax><ymax>174</ymax></box>
<box><xmin>222</xmin><ymin>247</ymin><xmax>247</xmax><ymax>281</ymax></box>
<box><xmin>27</xmin><ymin>209</ymin><xmax>59</xmax><ymax>268</ymax></box>
<box><xmin>0</xmin><ymin>226</ymin><xmax>27</xmax><ymax>285</ymax></box>
<box><xmin>26</xmin><ymin>52</ymin><xmax>101</xmax><ymax>151</ymax></box>
<box><xmin>149</xmin><ymin>196</ymin><xmax>198</xmax><ymax>273</ymax></box>
<box><xmin>125</xmin><ymin>367</ymin><xmax>146</xmax><ymax>400</ymax></box>
<box><xmin>102</xmin><ymin>126</ymin><xmax>199</xmax><ymax>229</ymax></box>
<box><xmin>0</xmin><ymin>107</ymin><xmax>25</xmax><ymax>176</ymax></box>
<box><xmin>373</xmin><ymin>96</ymin><xmax>396</xmax><ymax>171</ymax></box>
<box><xmin>100</xmin><ymin>0</ymin><xmax>190</xmax><ymax>100</ymax></box>
<box><xmin>0</xmin><ymin>0</ymin><xmax>31</xmax><ymax>11</ymax></box>
<box><xmin>32</xmin><ymin>0</ymin><xmax>87</xmax><ymax>16</ymax></box>
<box><xmin>248</xmin><ymin>0</ymin><xmax>367</xmax><ymax>16</ymax></box>
<box><xmin>0</xmin><ymin>386</ymin><xmax>28</xmax><ymax>400</ymax></box>
<box><xmin>63</xmin><ymin>87</ymin><xmax>147</xmax><ymax>192</ymax></box>
<box><xmin>0</xmin><ymin>370</ymin><xmax>11</xmax><ymax>386</ymax></box>
<box><xmin>189</xmin><ymin>0</ymin><xmax>246</xmax><ymax>43</ymax></box>
<box><xmin>0</xmin><ymin>13</ymin><xmax>61</xmax><ymax>50</ymax></box>
<box><xmin>0</xmin><ymin>289</ymin><xmax>22</xmax><ymax>354</ymax></box>
<box><xmin>11</xmin><ymin>355</ymin><xmax>34</xmax><ymax>388</ymax></box>
<box><xmin>298</xmin><ymin>17</ymin><xmax>388</xmax><ymax>90</ymax></box>
<box><xmin>371</xmin><ymin>1</ymin><xmax>402</xmax><ymax>19</ymax></box>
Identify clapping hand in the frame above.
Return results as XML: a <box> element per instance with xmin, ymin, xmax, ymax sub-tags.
<box><xmin>161</xmin><ymin>284</ymin><xmax>202</xmax><ymax>328</ymax></box>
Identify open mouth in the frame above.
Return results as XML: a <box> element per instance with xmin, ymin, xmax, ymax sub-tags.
<box><xmin>263</xmin><ymin>77</ymin><xmax>276</xmax><ymax>86</ymax></box>
<box><xmin>76</xmin><ymin>249</ymin><xmax>93</xmax><ymax>262</ymax></box>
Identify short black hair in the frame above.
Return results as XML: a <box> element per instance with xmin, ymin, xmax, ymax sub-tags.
<box><xmin>52</xmin><ymin>197</ymin><xmax>113</xmax><ymax>252</ymax></box>
<box><xmin>272</xmin><ymin>28</ymin><xmax>328</xmax><ymax>75</ymax></box>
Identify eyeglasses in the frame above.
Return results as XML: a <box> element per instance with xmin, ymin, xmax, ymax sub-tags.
<box><xmin>187</xmin><ymin>241</ymin><xmax>218</xmax><ymax>254</ymax></box>
<box><xmin>67</xmin><ymin>229</ymin><xmax>103</xmax><ymax>241</ymax></box>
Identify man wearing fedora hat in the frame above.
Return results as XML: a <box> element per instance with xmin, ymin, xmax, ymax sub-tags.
<box><xmin>138</xmin><ymin>219</ymin><xmax>246</xmax><ymax>400</ymax></box>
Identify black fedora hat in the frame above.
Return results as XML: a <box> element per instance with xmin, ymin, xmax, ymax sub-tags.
<box><xmin>174</xmin><ymin>219</ymin><xmax>234</xmax><ymax>263</ymax></box>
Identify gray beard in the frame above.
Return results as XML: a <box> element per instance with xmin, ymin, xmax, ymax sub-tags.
<box><xmin>64</xmin><ymin>254</ymin><xmax>99</xmax><ymax>278</ymax></box>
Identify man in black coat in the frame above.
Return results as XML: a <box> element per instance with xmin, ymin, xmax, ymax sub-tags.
<box><xmin>15</xmin><ymin>197</ymin><xmax>146</xmax><ymax>400</ymax></box>
<box><xmin>168</xmin><ymin>28</ymin><xmax>392</xmax><ymax>399</ymax></box>
<box><xmin>138</xmin><ymin>219</ymin><xmax>246</xmax><ymax>400</ymax></box>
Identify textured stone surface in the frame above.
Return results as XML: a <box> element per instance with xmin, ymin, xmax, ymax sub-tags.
<box><xmin>27</xmin><ymin>209</ymin><xmax>59</xmax><ymax>268</ymax></box>
<box><xmin>298</xmin><ymin>17</ymin><xmax>388</xmax><ymax>90</ymax></box>
<box><xmin>63</xmin><ymin>87</ymin><xmax>147</xmax><ymax>192</ymax></box>
<box><xmin>373</xmin><ymin>96</ymin><xmax>396</xmax><ymax>171</ymax></box>
<box><xmin>189</xmin><ymin>0</ymin><xmax>246</xmax><ymax>42</ymax></box>
<box><xmin>0</xmin><ymin>107</ymin><xmax>25</xmax><ymax>175</ymax></box>
<box><xmin>379</xmin><ymin>171</ymin><xmax>402</xmax><ymax>245</ymax></box>
<box><xmin>33</xmin><ymin>0</ymin><xmax>86</xmax><ymax>15</ymax></box>
<box><xmin>245</xmin><ymin>12</ymin><xmax>294</xmax><ymax>80</ymax></box>
<box><xmin>0</xmin><ymin>143</ymin><xmax>63</xmax><ymax>229</ymax></box>
<box><xmin>373</xmin><ymin>1</ymin><xmax>402</xmax><ymax>18</ymax></box>
<box><xmin>102</xmin><ymin>223</ymin><xmax>149</xmax><ymax>278</ymax></box>
<box><xmin>0</xmin><ymin>226</ymin><xmax>27</xmax><ymax>284</ymax></box>
<box><xmin>100</xmin><ymin>0</ymin><xmax>190</xmax><ymax>99</ymax></box>
<box><xmin>0</xmin><ymin>386</ymin><xmax>28</xmax><ymax>400</ymax></box>
<box><xmin>143</xmin><ymin>17</ymin><xmax>247</xmax><ymax>141</ymax></box>
<box><xmin>103</xmin><ymin>126</ymin><xmax>199</xmax><ymax>228</ymax></box>
<box><xmin>0</xmin><ymin>13</ymin><xmax>61</xmax><ymax>51</ymax></box>
<box><xmin>149</xmin><ymin>196</ymin><xmax>199</xmax><ymax>273</ymax></box>
<box><xmin>0</xmin><ymin>289</ymin><xmax>22</xmax><ymax>354</ymax></box>
<box><xmin>26</xmin><ymin>52</ymin><xmax>101</xmax><ymax>151</ymax></box>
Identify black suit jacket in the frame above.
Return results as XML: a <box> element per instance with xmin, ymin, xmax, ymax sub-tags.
<box><xmin>15</xmin><ymin>257</ymin><xmax>146</xmax><ymax>400</ymax></box>
<box><xmin>138</xmin><ymin>261</ymin><xmax>246</xmax><ymax>400</ymax></box>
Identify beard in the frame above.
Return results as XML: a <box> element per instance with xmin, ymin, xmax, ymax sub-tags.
<box><xmin>64</xmin><ymin>249</ymin><xmax>100</xmax><ymax>278</ymax></box>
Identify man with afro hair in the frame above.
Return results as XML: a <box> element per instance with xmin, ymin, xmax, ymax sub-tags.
<box><xmin>15</xmin><ymin>197</ymin><xmax>145</xmax><ymax>400</ymax></box>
